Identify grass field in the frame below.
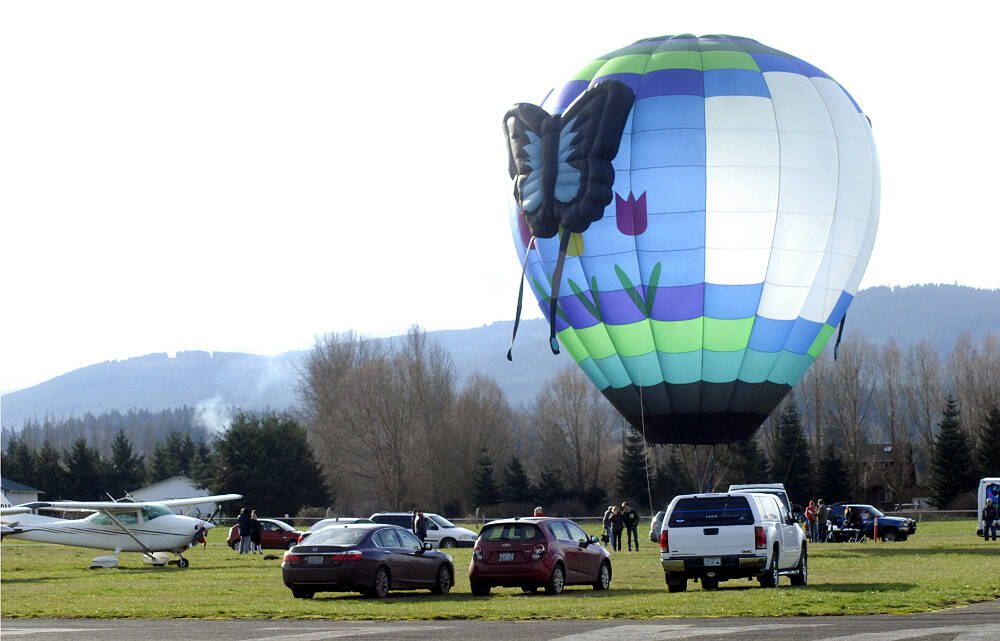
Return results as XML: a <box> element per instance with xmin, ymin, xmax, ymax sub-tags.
<box><xmin>1</xmin><ymin>520</ymin><xmax>997</xmax><ymax>620</ymax></box>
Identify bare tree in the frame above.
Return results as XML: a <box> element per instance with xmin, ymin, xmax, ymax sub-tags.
<box><xmin>823</xmin><ymin>337</ymin><xmax>879</xmax><ymax>489</ymax></box>
<box><xmin>949</xmin><ymin>333</ymin><xmax>1000</xmax><ymax>452</ymax></box>
<box><xmin>529</xmin><ymin>366</ymin><xmax>615</xmax><ymax>492</ymax></box>
<box><xmin>450</xmin><ymin>374</ymin><xmax>515</xmax><ymax>507</ymax></box>
<box><xmin>903</xmin><ymin>340</ymin><xmax>943</xmax><ymax>483</ymax></box>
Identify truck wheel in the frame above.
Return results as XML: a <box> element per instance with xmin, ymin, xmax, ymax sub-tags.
<box><xmin>881</xmin><ymin>530</ymin><xmax>899</xmax><ymax>542</ymax></box>
<box><xmin>759</xmin><ymin>546</ymin><xmax>779</xmax><ymax>588</ymax></box>
<box><xmin>701</xmin><ymin>576</ymin><xmax>719</xmax><ymax>591</ymax></box>
<box><xmin>790</xmin><ymin>547</ymin><xmax>807</xmax><ymax>586</ymax></box>
<box><xmin>666</xmin><ymin>577</ymin><xmax>687</xmax><ymax>593</ymax></box>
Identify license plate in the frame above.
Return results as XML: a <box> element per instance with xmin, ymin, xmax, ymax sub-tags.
<box><xmin>307</xmin><ymin>556</ymin><xmax>324</xmax><ymax>565</ymax></box>
<box><xmin>498</xmin><ymin>552</ymin><xmax>515</xmax><ymax>562</ymax></box>
<box><xmin>704</xmin><ymin>557</ymin><xmax>721</xmax><ymax>566</ymax></box>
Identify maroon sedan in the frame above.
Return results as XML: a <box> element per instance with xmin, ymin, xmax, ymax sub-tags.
<box><xmin>468</xmin><ymin>517</ymin><xmax>611</xmax><ymax>595</ymax></box>
<box><xmin>227</xmin><ymin>518</ymin><xmax>303</xmax><ymax>550</ymax></box>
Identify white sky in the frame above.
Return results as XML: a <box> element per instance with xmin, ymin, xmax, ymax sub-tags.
<box><xmin>2</xmin><ymin>1</ymin><xmax>998</xmax><ymax>393</ymax></box>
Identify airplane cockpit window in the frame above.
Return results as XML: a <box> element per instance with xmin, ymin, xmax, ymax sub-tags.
<box><xmin>141</xmin><ymin>504</ymin><xmax>174</xmax><ymax>521</ymax></box>
<box><xmin>92</xmin><ymin>511</ymin><xmax>140</xmax><ymax>526</ymax></box>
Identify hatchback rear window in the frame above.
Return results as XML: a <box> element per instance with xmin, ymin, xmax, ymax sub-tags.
<box><xmin>668</xmin><ymin>496</ymin><xmax>753</xmax><ymax>527</ymax></box>
<box><xmin>480</xmin><ymin>523</ymin><xmax>542</xmax><ymax>542</ymax></box>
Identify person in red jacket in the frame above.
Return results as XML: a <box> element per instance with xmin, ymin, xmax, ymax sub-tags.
<box><xmin>804</xmin><ymin>500</ymin><xmax>818</xmax><ymax>543</ymax></box>
<box><xmin>533</xmin><ymin>506</ymin><xmax>545</xmax><ymax>517</ymax></box>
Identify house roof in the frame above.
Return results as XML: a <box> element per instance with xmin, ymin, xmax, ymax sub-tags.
<box><xmin>0</xmin><ymin>477</ymin><xmax>43</xmax><ymax>493</ymax></box>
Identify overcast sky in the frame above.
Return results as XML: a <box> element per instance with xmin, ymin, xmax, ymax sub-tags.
<box><xmin>2</xmin><ymin>1</ymin><xmax>998</xmax><ymax>393</ymax></box>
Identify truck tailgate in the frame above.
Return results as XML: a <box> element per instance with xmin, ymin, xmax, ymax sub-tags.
<box><xmin>668</xmin><ymin>524</ymin><xmax>755</xmax><ymax>556</ymax></box>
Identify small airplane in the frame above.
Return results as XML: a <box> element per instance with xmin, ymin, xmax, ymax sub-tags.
<box><xmin>0</xmin><ymin>493</ymin><xmax>242</xmax><ymax>568</ymax></box>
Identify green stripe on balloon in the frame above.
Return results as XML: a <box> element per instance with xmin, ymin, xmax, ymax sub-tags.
<box><xmin>700</xmin><ymin>50</ymin><xmax>760</xmax><ymax>71</ymax></box>
<box><xmin>703</xmin><ymin>316</ymin><xmax>755</xmax><ymax>352</ymax></box>
<box><xmin>646</xmin><ymin>50</ymin><xmax>701</xmax><ymax>71</ymax></box>
<box><xmin>808</xmin><ymin>323</ymin><xmax>836</xmax><ymax>357</ymax></box>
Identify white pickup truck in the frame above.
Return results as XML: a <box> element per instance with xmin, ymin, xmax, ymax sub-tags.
<box><xmin>659</xmin><ymin>492</ymin><xmax>807</xmax><ymax>592</ymax></box>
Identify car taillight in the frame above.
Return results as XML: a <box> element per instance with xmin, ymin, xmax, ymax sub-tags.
<box><xmin>659</xmin><ymin>528</ymin><xmax>669</xmax><ymax>551</ymax></box>
<box><xmin>531</xmin><ymin>544</ymin><xmax>546</xmax><ymax>560</ymax></box>
<box><xmin>283</xmin><ymin>553</ymin><xmax>301</xmax><ymax>562</ymax></box>
<box><xmin>298</xmin><ymin>534</ymin><xmax>305</xmax><ymax>543</ymax></box>
<box><xmin>473</xmin><ymin>546</ymin><xmax>483</xmax><ymax>560</ymax></box>
<box><xmin>755</xmin><ymin>526</ymin><xmax>767</xmax><ymax>549</ymax></box>
<box><xmin>330</xmin><ymin>550</ymin><xmax>363</xmax><ymax>561</ymax></box>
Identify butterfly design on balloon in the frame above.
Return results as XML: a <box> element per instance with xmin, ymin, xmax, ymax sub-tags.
<box><xmin>502</xmin><ymin>80</ymin><xmax>635</xmax><ymax>355</ymax></box>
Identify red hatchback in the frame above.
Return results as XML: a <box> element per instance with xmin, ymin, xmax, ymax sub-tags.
<box><xmin>468</xmin><ymin>517</ymin><xmax>611</xmax><ymax>595</ymax></box>
<box><xmin>227</xmin><ymin>518</ymin><xmax>303</xmax><ymax>550</ymax></box>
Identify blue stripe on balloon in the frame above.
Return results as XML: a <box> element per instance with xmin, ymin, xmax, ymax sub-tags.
<box><xmin>702</xmin><ymin>349</ymin><xmax>746</xmax><ymax>384</ymax></box>
<box><xmin>636</xmin><ymin>69</ymin><xmax>704</xmax><ymax>99</ymax></box>
<box><xmin>591</xmin><ymin>72</ymin><xmax>642</xmax><ymax>95</ymax></box>
<box><xmin>631</xmin><ymin>129</ymin><xmax>705</xmax><ymax>168</ymax></box>
<box><xmin>576</xmin><ymin>356</ymin><xmax>611</xmax><ymax>390</ymax></box>
<box><xmin>632</xmin><ymin>95</ymin><xmax>705</xmax><ymax>132</ymax></box>
<box><xmin>826</xmin><ymin>291</ymin><xmax>853</xmax><ymax>326</ymax></box>
<box><xmin>630</xmin><ymin>166</ymin><xmax>706</xmax><ymax>213</ymax></box>
<box><xmin>703</xmin><ymin>69</ymin><xmax>771</xmax><ymax>98</ymax></box>
<box><xmin>640</xmin><ymin>211</ymin><xmax>705</xmax><ymax>251</ymax></box>
<box><xmin>768</xmin><ymin>351</ymin><xmax>814</xmax><ymax>386</ymax></box>
<box><xmin>552</xmin><ymin>80</ymin><xmax>590</xmax><ymax>113</ymax></box>
<box><xmin>592</xmin><ymin>353</ymin><xmax>634</xmax><ymax>388</ymax></box>
<box><xmin>738</xmin><ymin>348</ymin><xmax>779</xmax><ymax>383</ymax></box>
<box><xmin>704</xmin><ymin>283</ymin><xmax>763</xmax><ymax>319</ymax></box>
<box><xmin>786</xmin><ymin>57</ymin><xmax>830</xmax><ymax>79</ymax></box>
<box><xmin>785</xmin><ymin>318</ymin><xmax>823</xmax><ymax>354</ymax></box>
<box><xmin>748</xmin><ymin>317</ymin><xmax>793</xmax><ymax>353</ymax></box>
<box><xmin>750</xmin><ymin>53</ymin><xmax>802</xmax><ymax>74</ymax></box>
<box><xmin>656</xmin><ymin>350</ymin><xmax>702</xmax><ymax>385</ymax></box>
<box><xmin>635</xmin><ymin>248</ymin><xmax>705</xmax><ymax>286</ymax></box>
<box><xmin>620</xmin><ymin>352</ymin><xmax>666</xmax><ymax>387</ymax></box>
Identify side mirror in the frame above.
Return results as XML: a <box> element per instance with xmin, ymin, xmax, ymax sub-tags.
<box><xmin>423</xmin><ymin>542</ymin><xmax>433</xmax><ymax>551</ymax></box>
<box><xmin>590</xmin><ymin>535</ymin><xmax>600</xmax><ymax>544</ymax></box>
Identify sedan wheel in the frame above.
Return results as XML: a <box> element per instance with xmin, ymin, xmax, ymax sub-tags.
<box><xmin>371</xmin><ymin>566</ymin><xmax>391</xmax><ymax>599</ymax></box>
<box><xmin>592</xmin><ymin>561</ymin><xmax>611</xmax><ymax>590</ymax></box>
<box><xmin>291</xmin><ymin>588</ymin><xmax>314</xmax><ymax>599</ymax></box>
<box><xmin>545</xmin><ymin>564</ymin><xmax>565</xmax><ymax>595</ymax></box>
<box><xmin>439</xmin><ymin>538</ymin><xmax>456</xmax><ymax>548</ymax></box>
<box><xmin>431</xmin><ymin>565</ymin><xmax>452</xmax><ymax>595</ymax></box>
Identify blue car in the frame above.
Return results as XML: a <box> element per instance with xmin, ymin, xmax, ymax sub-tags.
<box><xmin>828</xmin><ymin>504</ymin><xmax>916</xmax><ymax>542</ymax></box>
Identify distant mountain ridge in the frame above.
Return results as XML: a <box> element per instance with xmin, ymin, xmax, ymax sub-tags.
<box><xmin>2</xmin><ymin>284</ymin><xmax>998</xmax><ymax>430</ymax></box>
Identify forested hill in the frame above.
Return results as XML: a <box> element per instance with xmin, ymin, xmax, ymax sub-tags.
<box><xmin>2</xmin><ymin>284</ymin><xmax>998</xmax><ymax>431</ymax></box>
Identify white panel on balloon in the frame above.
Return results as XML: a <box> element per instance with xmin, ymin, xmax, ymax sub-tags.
<box><xmin>757</xmin><ymin>283</ymin><xmax>810</xmax><ymax>320</ymax></box>
<box><xmin>833</xmin><ymin>174</ymin><xmax>875</xmax><ymax>222</ymax></box>
<box><xmin>705</xmin><ymin>129</ymin><xmax>779</xmax><ymax>167</ymax></box>
<box><xmin>777</xmin><ymin>167</ymin><xmax>838</xmax><ymax>215</ymax></box>
<box><xmin>777</xmin><ymin>131</ymin><xmax>838</xmax><ymax>171</ymax></box>
<box><xmin>812</xmin><ymin>78</ymin><xmax>870</xmax><ymax>142</ymax></box>
<box><xmin>706</xmin><ymin>211</ymin><xmax>775</xmax><ymax>250</ymax></box>
<box><xmin>764</xmin><ymin>72</ymin><xmax>835</xmax><ymax>134</ymax></box>
<box><xmin>772</xmin><ymin>212</ymin><xmax>834</xmax><ymax>252</ymax></box>
<box><xmin>705</xmin><ymin>247</ymin><xmax>771</xmax><ymax>285</ymax></box>
<box><xmin>765</xmin><ymin>248</ymin><xmax>825</xmax><ymax>287</ymax></box>
<box><xmin>704</xmin><ymin>95</ymin><xmax>776</xmax><ymax>131</ymax></box>
<box><xmin>706</xmin><ymin>166</ymin><xmax>779</xmax><ymax>212</ymax></box>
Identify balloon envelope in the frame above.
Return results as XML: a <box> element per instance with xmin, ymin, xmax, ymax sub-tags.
<box><xmin>509</xmin><ymin>34</ymin><xmax>879</xmax><ymax>444</ymax></box>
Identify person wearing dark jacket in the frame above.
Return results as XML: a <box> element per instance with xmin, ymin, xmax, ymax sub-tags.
<box><xmin>237</xmin><ymin>508</ymin><xmax>251</xmax><ymax>554</ymax></box>
<box><xmin>622</xmin><ymin>502</ymin><xmax>640</xmax><ymax>551</ymax></box>
<box><xmin>983</xmin><ymin>498</ymin><xmax>998</xmax><ymax>542</ymax></box>
<box><xmin>413</xmin><ymin>510</ymin><xmax>428</xmax><ymax>542</ymax></box>
<box><xmin>610</xmin><ymin>506</ymin><xmax>624</xmax><ymax>551</ymax></box>
<box><xmin>602</xmin><ymin>505</ymin><xmax>615</xmax><ymax>547</ymax></box>
<box><xmin>249</xmin><ymin>509</ymin><xmax>262</xmax><ymax>554</ymax></box>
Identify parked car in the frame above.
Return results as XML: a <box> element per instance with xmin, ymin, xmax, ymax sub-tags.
<box><xmin>828</xmin><ymin>503</ymin><xmax>916</xmax><ymax>542</ymax></box>
<box><xmin>659</xmin><ymin>492</ymin><xmax>807</xmax><ymax>592</ymax></box>
<box><xmin>976</xmin><ymin>477</ymin><xmax>1000</xmax><ymax>537</ymax></box>
<box><xmin>227</xmin><ymin>518</ymin><xmax>303</xmax><ymax>550</ymax></box>
<box><xmin>369</xmin><ymin>512</ymin><xmax>478</xmax><ymax>548</ymax></box>
<box><xmin>281</xmin><ymin>523</ymin><xmax>455</xmax><ymax>599</ymax></box>
<box><xmin>468</xmin><ymin>517</ymin><xmax>612</xmax><ymax>596</ymax></box>
<box><xmin>298</xmin><ymin>517</ymin><xmax>373</xmax><ymax>543</ymax></box>
<box><xmin>649</xmin><ymin>510</ymin><xmax>665</xmax><ymax>543</ymax></box>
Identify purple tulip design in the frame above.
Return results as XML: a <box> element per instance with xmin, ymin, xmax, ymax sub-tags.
<box><xmin>615</xmin><ymin>191</ymin><xmax>647</xmax><ymax>236</ymax></box>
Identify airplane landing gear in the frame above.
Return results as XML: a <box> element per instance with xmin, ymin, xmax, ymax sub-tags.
<box><xmin>177</xmin><ymin>556</ymin><xmax>189</xmax><ymax>568</ymax></box>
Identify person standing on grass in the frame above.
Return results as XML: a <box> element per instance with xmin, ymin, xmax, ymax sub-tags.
<box><xmin>237</xmin><ymin>507</ymin><xmax>252</xmax><ymax>554</ymax></box>
<box><xmin>249</xmin><ymin>510</ymin><xmax>263</xmax><ymax>554</ymax></box>
<box><xmin>610</xmin><ymin>506</ymin><xmax>624</xmax><ymax>552</ymax></box>
<box><xmin>622</xmin><ymin>502</ymin><xmax>640</xmax><ymax>551</ymax></box>
<box><xmin>816</xmin><ymin>499</ymin><xmax>830</xmax><ymax>543</ymax></box>
<box><xmin>805</xmin><ymin>500</ymin><xmax>817</xmax><ymax>543</ymax></box>
<box><xmin>413</xmin><ymin>509</ymin><xmax>428</xmax><ymax>542</ymax></box>
<box><xmin>983</xmin><ymin>498</ymin><xmax>998</xmax><ymax>542</ymax></box>
<box><xmin>602</xmin><ymin>505</ymin><xmax>615</xmax><ymax>548</ymax></box>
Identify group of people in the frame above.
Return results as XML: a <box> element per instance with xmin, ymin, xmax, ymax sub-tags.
<box><xmin>601</xmin><ymin>502</ymin><xmax>640</xmax><ymax>551</ymax></box>
<box><xmin>235</xmin><ymin>507</ymin><xmax>264</xmax><ymax>554</ymax></box>
<box><xmin>803</xmin><ymin>499</ymin><xmax>833</xmax><ymax>543</ymax></box>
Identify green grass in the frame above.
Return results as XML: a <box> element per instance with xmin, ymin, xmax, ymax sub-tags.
<box><xmin>2</xmin><ymin>521</ymin><xmax>997</xmax><ymax>619</ymax></box>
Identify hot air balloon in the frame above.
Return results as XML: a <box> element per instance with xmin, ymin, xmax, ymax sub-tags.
<box><xmin>504</xmin><ymin>34</ymin><xmax>879</xmax><ymax>445</ymax></box>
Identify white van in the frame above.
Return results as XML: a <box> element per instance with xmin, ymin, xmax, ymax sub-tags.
<box><xmin>976</xmin><ymin>477</ymin><xmax>1000</xmax><ymax>537</ymax></box>
<box><xmin>659</xmin><ymin>492</ymin><xmax>807</xmax><ymax>592</ymax></box>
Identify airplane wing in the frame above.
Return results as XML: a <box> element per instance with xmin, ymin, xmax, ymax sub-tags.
<box><xmin>0</xmin><ymin>507</ymin><xmax>32</xmax><ymax>516</ymax></box>
<box><xmin>21</xmin><ymin>494</ymin><xmax>242</xmax><ymax>513</ymax></box>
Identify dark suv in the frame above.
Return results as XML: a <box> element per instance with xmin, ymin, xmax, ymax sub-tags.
<box><xmin>828</xmin><ymin>503</ymin><xmax>915</xmax><ymax>542</ymax></box>
<box><xmin>468</xmin><ymin>517</ymin><xmax>611</xmax><ymax>596</ymax></box>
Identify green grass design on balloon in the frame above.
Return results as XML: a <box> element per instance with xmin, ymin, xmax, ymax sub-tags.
<box><xmin>615</xmin><ymin>262</ymin><xmax>660</xmax><ymax>317</ymax></box>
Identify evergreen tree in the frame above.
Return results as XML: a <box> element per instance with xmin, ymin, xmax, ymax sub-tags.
<box><xmin>62</xmin><ymin>439</ymin><xmax>108</xmax><ymax>499</ymax></box>
<box><xmin>617</xmin><ymin>430</ymin><xmax>649</xmax><ymax>507</ymax></box>
<box><xmin>470</xmin><ymin>449</ymin><xmax>500</xmax><ymax>507</ymax></box>
<box><xmin>535</xmin><ymin>469</ymin><xmax>566</xmax><ymax>506</ymax></box>
<box><xmin>975</xmin><ymin>406</ymin><xmax>1000</xmax><ymax>479</ymax></box>
<box><xmin>815</xmin><ymin>447</ymin><xmax>852</xmax><ymax>503</ymax></box>
<box><xmin>772</xmin><ymin>401</ymin><xmax>813</xmax><ymax>503</ymax></box>
<box><xmin>724</xmin><ymin>435</ymin><xmax>771</xmax><ymax>486</ymax></box>
<box><xmin>502</xmin><ymin>455</ymin><xmax>533</xmax><ymax>503</ymax></box>
<box><xmin>148</xmin><ymin>431</ymin><xmax>198</xmax><ymax>481</ymax></box>
<box><xmin>33</xmin><ymin>440</ymin><xmax>66</xmax><ymax>499</ymax></box>
<box><xmin>1</xmin><ymin>436</ymin><xmax>37</xmax><ymax>484</ymax></box>
<box><xmin>204</xmin><ymin>412</ymin><xmax>328</xmax><ymax>515</ymax></box>
<box><xmin>930</xmin><ymin>395</ymin><xmax>975</xmax><ymax>508</ymax></box>
<box><xmin>651</xmin><ymin>449</ymin><xmax>688</xmax><ymax>508</ymax></box>
<box><xmin>109</xmin><ymin>429</ymin><xmax>146</xmax><ymax>494</ymax></box>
